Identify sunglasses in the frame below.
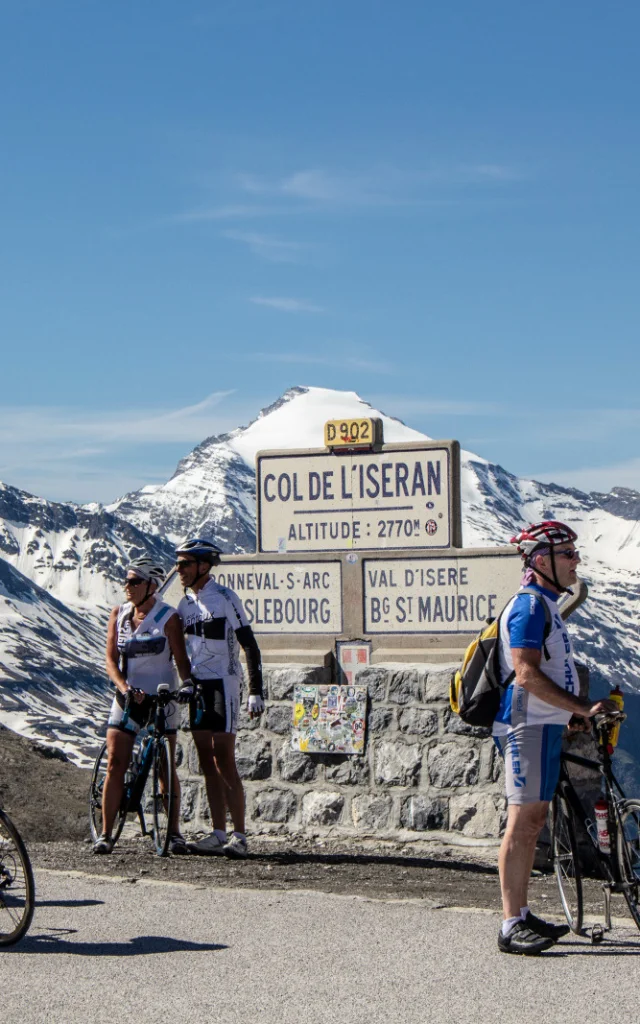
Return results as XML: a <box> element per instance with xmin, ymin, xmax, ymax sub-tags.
<box><xmin>555</xmin><ymin>549</ymin><xmax>580</xmax><ymax>560</ymax></box>
<box><xmin>124</xmin><ymin>577</ymin><xmax>147</xmax><ymax>587</ymax></box>
<box><xmin>175</xmin><ymin>559</ymin><xmax>197</xmax><ymax>569</ymax></box>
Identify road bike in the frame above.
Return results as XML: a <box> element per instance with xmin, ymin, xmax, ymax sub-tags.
<box><xmin>0</xmin><ymin>807</ymin><xmax>35</xmax><ymax>946</ymax></box>
<box><xmin>89</xmin><ymin>684</ymin><xmax>182</xmax><ymax>857</ymax></box>
<box><xmin>551</xmin><ymin>711</ymin><xmax>640</xmax><ymax>938</ymax></box>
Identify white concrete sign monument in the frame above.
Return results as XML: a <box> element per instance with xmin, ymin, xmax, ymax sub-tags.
<box><xmin>257</xmin><ymin>443</ymin><xmax>456</xmax><ymax>554</ymax></box>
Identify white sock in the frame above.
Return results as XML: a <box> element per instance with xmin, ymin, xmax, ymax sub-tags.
<box><xmin>502</xmin><ymin>915</ymin><xmax>523</xmax><ymax>936</ymax></box>
<box><xmin>214</xmin><ymin>829</ymin><xmax>227</xmax><ymax>842</ymax></box>
<box><xmin>232</xmin><ymin>831</ymin><xmax>246</xmax><ymax>841</ymax></box>
<box><xmin>520</xmin><ymin>906</ymin><xmax>530</xmax><ymax>919</ymax></box>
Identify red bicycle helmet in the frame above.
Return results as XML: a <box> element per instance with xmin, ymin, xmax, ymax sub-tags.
<box><xmin>511</xmin><ymin>520</ymin><xmax>578</xmax><ymax>558</ymax></box>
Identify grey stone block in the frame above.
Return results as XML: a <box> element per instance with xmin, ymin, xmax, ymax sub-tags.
<box><xmin>481</xmin><ymin>741</ymin><xmax>504</xmax><ymax>784</ymax></box>
<box><xmin>449</xmin><ymin>794</ymin><xmax>501</xmax><ymax>837</ymax></box>
<box><xmin>198</xmin><ymin>783</ymin><xmax>211</xmax><ymax>823</ymax></box>
<box><xmin>187</xmin><ymin>741</ymin><xmax>203</xmax><ymax>776</ymax></box>
<box><xmin>398</xmin><ymin>708</ymin><xmax>438</xmax><ymax>737</ymax></box>
<box><xmin>237</xmin><ymin>705</ymin><xmax>261</xmax><ymax>731</ymax></box>
<box><xmin>253</xmin><ymin>788</ymin><xmax>297</xmax><ymax>823</ymax></box>
<box><xmin>368</xmin><ymin>707</ymin><xmax>394</xmax><ymax>734</ymax></box>
<box><xmin>400</xmin><ymin>794</ymin><xmax>448</xmax><ymax>831</ymax></box>
<box><xmin>357</xmin><ymin>667</ymin><xmax>389</xmax><ymax>702</ymax></box>
<box><xmin>179</xmin><ymin>780</ymin><xmax>200</xmax><ymax>823</ymax></box>
<box><xmin>265</xmin><ymin>704</ymin><xmax>292</xmax><ymax>735</ymax></box>
<box><xmin>374</xmin><ymin>740</ymin><xmax>421</xmax><ymax>786</ymax></box>
<box><xmin>174</xmin><ymin>740</ymin><xmax>186</xmax><ymax>769</ymax></box>
<box><xmin>323</xmin><ymin>755</ymin><xmax>370</xmax><ymax>786</ymax></box>
<box><xmin>351</xmin><ymin>794</ymin><xmax>392</xmax><ymax>831</ymax></box>
<box><xmin>265</xmin><ymin>666</ymin><xmax>329</xmax><ymax>701</ymax></box>
<box><xmin>422</xmin><ymin>666</ymin><xmax>457</xmax><ymax>702</ymax></box>
<box><xmin>277</xmin><ymin>741</ymin><xmax>318</xmax><ymax>783</ymax></box>
<box><xmin>236</xmin><ymin>734</ymin><xmax>272</xmax><ymax>781</ymax></box>
<box><xmin>301</xmin><ymin>791</ymin><xmax>345</xmax><ymax>826</ymax></box>
<box><xmin>388</xmin><ymin>669</ymin><xmax>422</xmax><ymax>705</ymax></box>
<box><xmin>427</xmin><ymin>741</ymin><xmax>479</xmax><ymax>788</ymax></box>
<box><xmin>443</xmin><ymin>708</ymin><xmax>491</xmax><ymax>738</ymax></box>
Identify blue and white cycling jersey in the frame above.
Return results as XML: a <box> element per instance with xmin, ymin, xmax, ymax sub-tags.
<box><xmin>493</xmin><ymin>583</ymin><xmax>578</xmax><ymax>734</ymax></box>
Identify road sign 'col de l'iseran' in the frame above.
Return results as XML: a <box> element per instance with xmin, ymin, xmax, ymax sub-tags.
<box><xmin>167</xmin><ymin>416</ymin><xmax>523</xmax><ymax>666</ymax></box>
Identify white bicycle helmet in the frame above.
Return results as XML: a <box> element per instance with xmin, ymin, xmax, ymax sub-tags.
<box><xmin>124</xmin><ymin>557</ymin><xmax>167</xmax><ymax>585</ymax></box>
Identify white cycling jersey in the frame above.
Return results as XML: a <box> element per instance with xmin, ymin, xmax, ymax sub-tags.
<box><xmin>493</xmin><ymin>584</ymin><xmax>579</xmax><ymax>734</ymax></box>
<box><xmin>116</xmin><ymin>598</ymin><xmax>178</xmax><ymax>694</ymax></box>
<box><xmin>177</xmin><ymin>579</ymin><xmax>249</xmax><ymax>681</ymax></box>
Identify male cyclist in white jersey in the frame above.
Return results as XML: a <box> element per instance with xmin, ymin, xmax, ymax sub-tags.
<box><xmin>175</xmin><ymin>538</ymin><xmax>265</xmax><ymax>859</ymax></box>
<box><xmin>494</xmin><ymin>521</ymin><xmax>617</xmax><ymax>954</ymax></box>
<box><xmin>95</xmin><ymin>558</ymin><xmax>194</xmax><ymax>855</ymax></box>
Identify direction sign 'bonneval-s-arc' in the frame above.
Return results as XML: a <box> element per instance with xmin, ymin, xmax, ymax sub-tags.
<box><xmin>257</xmin><ymin>441</ymin><xmax>461</xmax><ymax>554</ymax></box>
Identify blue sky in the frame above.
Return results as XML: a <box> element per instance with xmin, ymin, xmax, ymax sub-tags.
<box><xmin>1</xmin><ymin>0</ymin><xmax>639</xmax><ymax>503</ymax></box>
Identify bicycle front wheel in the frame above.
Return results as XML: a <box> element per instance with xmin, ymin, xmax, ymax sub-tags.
<box><xmin>616</xmin><ymin>798</ymin><xmax>640</xmax><ymax>931</ymax></box>
<box><xmin>552</xmin><ymin>792</ymin><xmax>583</xmax><ymax>934</ymax></box>
<box><xmin>151</xmin><ymin>737</ymin><xmax>173</xmax><ymax>857</ymax></box>
<box><xmin>0</xmin><ymin>809</ymin><xmax>35</xmax><ymax>946</ymax></box>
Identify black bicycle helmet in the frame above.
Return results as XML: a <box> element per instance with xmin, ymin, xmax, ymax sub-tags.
<box><xmin>175</xmin><ymin>538</ymin><xmax>223</xmax><ymax>564</ymax></box>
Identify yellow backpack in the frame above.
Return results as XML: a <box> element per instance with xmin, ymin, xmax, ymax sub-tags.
<box><xmin>449</xmin><ymin>587</ymin><xmax>551</xmax><ymax>728</ymax></box>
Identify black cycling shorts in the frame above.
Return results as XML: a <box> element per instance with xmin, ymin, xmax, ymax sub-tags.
<box><xmin>190</xmin><ymin>677</ymin><xmax>239</xmax><ymax>734</ymax></box>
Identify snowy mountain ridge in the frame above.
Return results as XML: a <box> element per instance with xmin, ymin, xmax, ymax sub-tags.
<box><xmin>1</xmin><ymin>385</ymin><xmax>639</xmax><ymax>766</ymax></box>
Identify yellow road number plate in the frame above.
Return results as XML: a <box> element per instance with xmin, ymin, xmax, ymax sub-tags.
<box><xmin>324</xmin><ymin>417</ymin><xmax>382</xmax><ymax>448</ymax></box>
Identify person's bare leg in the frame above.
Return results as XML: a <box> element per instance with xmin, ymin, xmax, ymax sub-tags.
<box><xmin>212</xmin><ymin>733</ymin><xmax>245</xmax><ymax>834</ymax></box>
<box><xmin>192</xmin><ymin>730</ymin><xmax>227</xmax><ymax>831</ymax></box>
<box><xmin>166</xmin><ymin>734</ymin><xmax>182</xmax><ymax>833</ymax></box>
<box><xmin>102</xmin><ymin>729</ymin><xmax>135</xmax><ymax>837</ymax></box>
<box><xmin>498</xmin><ymin>801</ymin><xmax>549</xmax><ymax>919</ymax></box>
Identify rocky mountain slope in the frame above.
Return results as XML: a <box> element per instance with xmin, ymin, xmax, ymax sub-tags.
<box><xmin>1</xmin><ymin>385</ymin><xmax>639</xmax><ymax>767</ymax></box>
<box><xmin>0</xmin><ymin>557</ymin><xmax>110</xmax><ymax>765</ymax></box>
<box><xmin>0</xmin><ymin>482</ymin><xmax>174</xmax><ymax>619</ymax></box>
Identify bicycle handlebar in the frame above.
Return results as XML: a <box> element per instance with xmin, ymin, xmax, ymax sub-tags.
<box><xmin>593</xmin><ymin>711</ymin><xmax>626</xmax><ymax>727</ymax></box>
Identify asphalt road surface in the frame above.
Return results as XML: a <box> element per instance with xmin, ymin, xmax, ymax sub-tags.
<box><xmin>3</xmin><ymin>869</ymin><xmax>640</xmax><ymax>1024</ymax></box>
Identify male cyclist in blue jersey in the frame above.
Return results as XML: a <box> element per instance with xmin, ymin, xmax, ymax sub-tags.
<box><xmin>494</xmin><ymin>521</ymin><xmax>618</xmax><ymax>955</ymax></box>
<box><xmin>175</xmin><ymin>538</ymin><xmax>265</xmax><ymax>859</ymax></box>
<box><xmin>95</xmin><ymin>558</ymin><xmax>194</xmax><ymax>856</ymax></box>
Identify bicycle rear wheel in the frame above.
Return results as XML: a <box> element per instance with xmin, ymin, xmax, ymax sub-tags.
<box><xmin>151</xmin><ymin>737</ymin><xmax>172</xmax><ymax>857</ymax></box>
<box><xmin>551</xmin><ymin>792</ymin><xmax>583</xmax><ymax>934</ymax></box>
<box><xmin>616</xmin><ymin>799</ymin><xmax>640</xmax><ymax>931</ymax></box>
<box><xmin>0</xmin><ymin>809</ymin><xmax>35</xmax><ymax>946</ymax></box>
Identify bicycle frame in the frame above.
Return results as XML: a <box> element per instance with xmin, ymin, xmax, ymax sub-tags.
<box><xmin>557</xmin><ymin>738</ymin><xmax>634</xmax><ymax>928</ymax></box>
<box><xmin>120</xmin><ymin>690</ymin><xmax>173</xmax><ymax>836</ymax></box>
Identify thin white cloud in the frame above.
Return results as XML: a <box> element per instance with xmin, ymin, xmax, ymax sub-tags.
<box><xmin>250</xmin><ymin>296</ymin><xmax>324</xmax><ymax>313</ymax></box>
<box><xmin>170</xmin><ymin>204</ymin><xmax>279</xmax><ymax>223</ymax></box>
<box><xmin>222</xmin><ymin>230</ymin><xmax>306</xmax><ymax>263</ymax></box>
<box><xmin>236</xmin><ymin>163</ymin><xmax>522</xmax><ymax>207</ymax></box>
<box><xmin>250</xmin><ymin>352</ymin><xmax>393</xmax><ymax>374</ymax></box>
<box><xmin>0</xmin><ymin>391</ymin><xmax>237</xmax><ymax>447</ymax></box>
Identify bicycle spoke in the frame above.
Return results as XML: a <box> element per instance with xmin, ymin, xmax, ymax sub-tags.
<box><xmin>616</xmin><ymin>799</ymin><xmax>640</xmax><ymax>931</ymax></box>
<box><xmin>152</xmin><ymin>737</ymin><xmax>172</xmax><ymax>857</ymax></box>
<box><xmin>552</xmin><ymin>794</ymin><xmax>583</xmax><ymax>934</ymax></box>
